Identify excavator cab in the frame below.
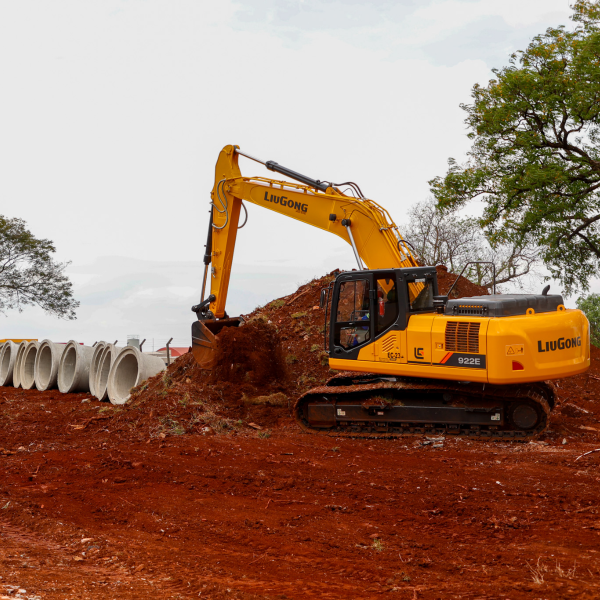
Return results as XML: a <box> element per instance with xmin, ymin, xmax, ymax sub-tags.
<box><xmin>327</xmin><ymin>267</ymin><xmax>438</xmax><ymax>361</ymax></box>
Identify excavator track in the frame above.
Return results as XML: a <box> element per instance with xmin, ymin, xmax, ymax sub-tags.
<box><xmin>294</xmin><ymin>372</ymin><xmax>554</xmax><ymax>441</ymax></box>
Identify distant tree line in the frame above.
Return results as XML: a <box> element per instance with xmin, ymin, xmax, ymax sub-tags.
<box><xmin>402</xmin><ymin>199</ymin><xmax>540</xmax><ymax>292</ymax></box>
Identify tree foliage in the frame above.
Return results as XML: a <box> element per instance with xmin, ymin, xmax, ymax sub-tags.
<box><xmin>576</xmin><ymin>293</ymin><xmax>600</xmax><ymax>346</ymax></box>
<box><xmin>0</xmin><ymin>216</ymin><xmax>79</xmax><ymax>319</ymax></box>
<box><xmin>429</xmin><ymin>1</ymin><xmax>600</xmax><ymax>294</ymax></box>
<box><xmin>403</xmin><ymin>199</ymin><xmax>540</xmax><ymax>291</ymax></box>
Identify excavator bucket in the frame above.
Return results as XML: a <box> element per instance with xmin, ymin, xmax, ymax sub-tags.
<box><xmin>191</xmin><ymin>318</ymin><xmax>243</xmax><ymax>370</ymax></box>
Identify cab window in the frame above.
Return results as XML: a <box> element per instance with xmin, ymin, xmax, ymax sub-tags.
<box><xmin>408</xmin><ymin>278</ymin><xmax>434</xmax><ymax>311</ymax></box>
<box><xmin>335</xmin><ymin>279</ymin><xmax>370</xmax><ymax>350</ymax></box>
<box><xmin>376</xmin><ymin>277</ymin><xmax>398</xmax><ymax>334</ymax></box>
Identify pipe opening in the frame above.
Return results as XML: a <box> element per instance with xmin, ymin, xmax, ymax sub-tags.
<box><xmin>61</xmin><ymin>347</ymin><xmax>78</xmax><ymax>390</ymax></box>
<box><xmin>113</xmin><ymin>353</ymin><xmax>139</xmax><ymax>402</ymax></box>
<box><xmin>90</xmin><ymin>343</ymin><xmax>106</xmax><ymax>396</ymax></box>
<box><xmin>37</xmin><ymin>346</ymin><xmax>53</xmax><ymax>388</ymax></box>
<box><xmin>0</xmin><ymin>346</ymin><xmax>11</xmax><ymax>381</ymax></box>
<box><xmin>22</xmin><ymin>347</ymin><xmax>38</xmax><ymax>388</ymax></box>
<box><xmin>97</xmin><ymin>349</ymin><xmax>113</xmax><ymax>398</ymax></box>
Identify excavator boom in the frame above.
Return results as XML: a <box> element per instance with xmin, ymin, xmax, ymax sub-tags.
<box><xmin>195</xmin><ymin>145</ymin><xmax>418</xmax><ymax>322</ymax></box>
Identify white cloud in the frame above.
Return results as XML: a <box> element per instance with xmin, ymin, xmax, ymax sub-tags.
<box><xmin>412</xmin><ymin>0</ymin><xmax>571</xmax><ymax>34</ymax></box>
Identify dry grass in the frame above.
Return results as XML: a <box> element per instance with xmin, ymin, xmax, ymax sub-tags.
<box><xmin>527</xmin><ymin>557</ymin><xmax>577</xmax><ymax>584</ymax></box>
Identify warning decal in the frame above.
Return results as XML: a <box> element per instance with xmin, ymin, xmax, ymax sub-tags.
<box><xmin>506</xmin><ymin>344</ymin><xmax>524</xmax><ymax>356</ymax></box>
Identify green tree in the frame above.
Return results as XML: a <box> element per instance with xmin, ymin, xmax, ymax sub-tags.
<box><xmin>576</xmin><ymin>293</ymin><xmax>600</xmax><ymax>346</ymax></box>
<box><xmin>0</xmin><ymin>216</ymin><xmax>79</xmax><ymax>319</ymax></box>
<box><xmin>429</xmin><ymin>1</ymin><xmax>600</xmax><ymax>294</ymax></box>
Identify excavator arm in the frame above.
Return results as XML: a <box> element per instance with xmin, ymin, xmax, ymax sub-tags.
<box><xmin>196</xmin><ymin>144</ymin><xmax>419</xmax><ymax>320</ymax></box>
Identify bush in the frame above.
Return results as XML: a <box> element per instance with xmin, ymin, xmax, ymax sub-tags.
<box><xmin>576</xmin><ymin>294</ymin><xmax>600</xmax><ymax>347</ymax></box>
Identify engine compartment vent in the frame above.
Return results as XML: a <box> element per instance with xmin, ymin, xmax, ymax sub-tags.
<box><xmin>445</xmin><ymin>321</ymin><xmax>480</xmax><ymax>353</ymax></box>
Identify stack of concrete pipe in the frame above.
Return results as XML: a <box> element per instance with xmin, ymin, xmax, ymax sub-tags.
<box><xmin>0</xmin><ymin>339</ymin><xmax>166</xmax><ymax>404</ymax></box>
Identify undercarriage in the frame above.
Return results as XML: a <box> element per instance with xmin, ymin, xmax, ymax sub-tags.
<box><xmin>295</xmin><ymin>372</ymin><xmax>553</xmax><ymax>440</ymax></box>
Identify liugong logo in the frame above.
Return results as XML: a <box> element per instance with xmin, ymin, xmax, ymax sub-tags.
<box><xmin>537</xmin><ymin>337</ymin><xmax>581</xmax><ymax>352</ymax></box>
<box><xmin>263</xmin><ymin>191</ymin><xmax>308</xmax><ymax>213</ymax></box>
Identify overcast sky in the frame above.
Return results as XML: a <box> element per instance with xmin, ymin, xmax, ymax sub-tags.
<box><xmin>0</xmin><ymin>0</ymin><xmax>576</xmax><ymax>346</ymax></box>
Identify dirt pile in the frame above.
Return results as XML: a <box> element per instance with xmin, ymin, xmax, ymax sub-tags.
<box><xmin>436</xmin><ymin>264</ymin><xmax>490</xmax><ymax>297</ymax></box>
<box><xmin>212</xmin><ymin>321</ymin><xmax>288</xmax><ymax>388</ymax></box>
<box><xmin>121</xmin><ymin>342</ymin><xmax>290</xmax><ymax>438</ymax></box>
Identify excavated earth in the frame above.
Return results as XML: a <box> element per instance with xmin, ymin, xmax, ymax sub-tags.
<box><xmin>1</xmin><ymin>267</ymin><xmax>600</xmax><ymax>599</ymax></box>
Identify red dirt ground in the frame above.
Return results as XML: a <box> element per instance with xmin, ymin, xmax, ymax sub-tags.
<box><xmin>1</xmin><ymin>268</ymin><xmax>600</xmax><ymax>599</ymax></box>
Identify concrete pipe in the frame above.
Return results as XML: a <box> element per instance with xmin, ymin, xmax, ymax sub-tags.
<box><xmin>95</xmin><ymin>344</ymin><xmax>123</xmax><ymax>402</ymax></box>
<box><xmin>11</xmin><ymin>342</ymin><xmax>28</xmax><ymax>388</ymax></box>
<box><xmin>34</xmin><ymin>340</ymin><xmax>67</xmax><ymax>392</ymax></box>
<box><xmin>58</xmin><ymin>341</ymin><xmax>95</xmax><ymax>394</ymax></box>
<box><xmin>21</xmin><ymin>341</ymin><xmax>40</xmax><ymax>390</ymax></box>
<box><xmin>89</xmin><ymin>342</ymin><xmax>107</xmax><ymax>398</ymax></box>
<box><xmin>107</xmin><ymin>346</ymin><xmax>165</xmax><ymax>405</ymax></box>
<box><xmin>0</xmin><ymin>341</ymin><xmax>18</xmax><ymax>386</ymax></box>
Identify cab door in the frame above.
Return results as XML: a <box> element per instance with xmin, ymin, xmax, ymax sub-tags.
<box><xmin>372</xmin><ymin>272</ymin><xmax>406</xmax><ymax>364</ymax></box>
<box><xmin>330</xmin><ymin>272</ymin><xmax>375</xmax><ymax>361</ymax></box>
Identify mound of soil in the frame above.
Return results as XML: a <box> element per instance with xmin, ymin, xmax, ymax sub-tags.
<box><xmin>436</xmin><ymin>264</ymin><xmax>490</xmax><ymax>297</ymax></box>
<box><xmin>212</xmin><ymin>322</ymin><xmax>288</xmax><ymax>387</ymax></box>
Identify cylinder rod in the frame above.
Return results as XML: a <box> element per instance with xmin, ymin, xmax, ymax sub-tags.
<box><xmin>200</xmin><ymin>263</ymin><xmax>209</xmax><ymax>303</ymax></box>
<box><xmin>235</xmin><ymin>147</ymin><xmax>329</xmax><ymax>192</ymax></box>
<box><xmin>235</xmin><ymin>148</ymin><xmax>266</xmax><ymax>165</ymax></box>
<box><xmin>344</xmin><ymin>223</ymin><xmax>364</xmax><ymax>270</ymax></box>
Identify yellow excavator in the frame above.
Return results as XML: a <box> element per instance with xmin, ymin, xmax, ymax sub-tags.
<box><xmin>191</xmin><ymin>145</ymin><xmax>590</xmax><ymax>440</ymax></box>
